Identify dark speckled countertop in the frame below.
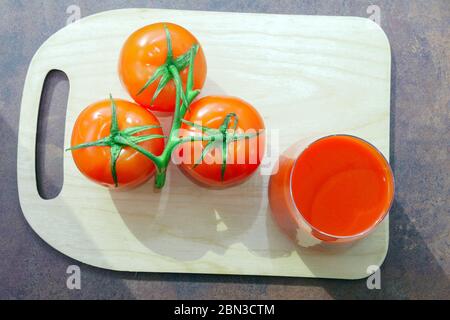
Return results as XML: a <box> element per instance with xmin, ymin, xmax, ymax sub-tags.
<box><xmin>0</xmin><ymin>0</ymin><xmax>449</xmax><ymax>299</ymax></box>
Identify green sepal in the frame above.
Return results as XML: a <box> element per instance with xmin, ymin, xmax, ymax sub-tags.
<box><xmin>164</xmin><ymin>24</ymin><xmax>173</xmax><ymax>62</ymax></box>
<box><xmin>173</xmin><ymin>49</ymin><xmax>193</xmax><ymax>71</ymax></box>
<box><xmin>169</xmin><ymin>64</ymin><xmax>188</xmax><ymax>117</ymax></box>
<box><xmin>219</xmin><ymin>113</ymin><xmax>238</xmax><ymax>133</ymax></box>
<box><xmin>121</xmin><ymin>124</ymin><xmax>161</xmax><ymax>136</ymax></box>
<box><xmin>221</xmin><ymin>136</ymin><xmax>229</xmax><ymax>181</ymax></box>
<box><xmin>137</xmin><ymin>65</ymin><xmax>167</xmax><ymax>96</ymax></box>
<box><xmin>231</xmin><ymin>130</ymin><xmax>264</xmax><ymax>141</ymax></box>
<box><xmin>114</xmin><ymin>135</ymin><xmax>161</xmax><ymax>166</ymax></box>
<box><xmin>110</xmin><ymin>144</ymin><xmax>122</xmax><ymax>187</ymax></box>
<box><xmin>129</xmin><ymin>134</ymin><xmax>167</xmax><ymax>144</ymax></box>
<box><xmin>218</xmin><ymin>113</ymin><xmax>237</xmax><ymax>181</ymax></box>
<box><xmin>150</xmin><ymin>71</ymin><xmax>172</xmax><ymax>104</ymax></box>
<box><xmin>65</xmin><ymin>137</ymin><xmax>111</xmax><ymax>151</ymax></box>
<box><xmin>193</xmin><ymin>139</ymin><xmax>218</xmax><ymax>168</ymax></box>
<box><xmin>181</xmin><ymin>119</ymin><xmax>216</xmax><ymax>134</ymax></box>
<box><xmin>109</xmin><ymin>94</ymin><xmax>119</xmax><ymax>135</ymax></box>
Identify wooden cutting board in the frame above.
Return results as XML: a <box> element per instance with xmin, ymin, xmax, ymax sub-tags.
<box><xmin>17</xmin><ymin>8</ymin><xmax>391</xmax><ymax>279</ymax></box>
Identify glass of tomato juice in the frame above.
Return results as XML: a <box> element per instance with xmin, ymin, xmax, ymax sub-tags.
<box><xmin>269</xmin><ymin>135</ymin><xmax>394</xmax><ymax>247</ymax></box>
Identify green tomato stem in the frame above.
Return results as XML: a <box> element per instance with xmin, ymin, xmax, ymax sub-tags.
<box><xmin>155</xmin><ymin>167</ymin><xmax>168</xmax><ymax>189</ymax></box>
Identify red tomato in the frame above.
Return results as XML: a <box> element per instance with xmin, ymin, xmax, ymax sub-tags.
<box><xmin>179</xmin><ymin>96</ymin><xmax>265</xmax><ymax>188</ymax></box>
<box><xmin>118</xmin><ymin>22</ymin><xmax>207</xmax><ymax>113</ymax></box>
<box><xmin>70</xmin><ymin>99</ymin><xmax>165</xmax><ymax>189</ymax></box>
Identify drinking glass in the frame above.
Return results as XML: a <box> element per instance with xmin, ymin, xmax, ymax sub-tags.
<box><xmin>268</xmin><ymin>135</ymin><xmax>394</xmax><ymax>248</ymax></box>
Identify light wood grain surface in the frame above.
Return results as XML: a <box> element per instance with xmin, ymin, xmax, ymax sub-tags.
<box><xmin>17</xmin><ymin>8</ymin><xmax>391</xmax><ymax>279</ymax></box>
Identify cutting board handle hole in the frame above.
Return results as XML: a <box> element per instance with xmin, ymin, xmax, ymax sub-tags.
<box><xmin>35</xmin><ymin>70</ymin><xmax>69</xmax><ymax>200</ymax></box>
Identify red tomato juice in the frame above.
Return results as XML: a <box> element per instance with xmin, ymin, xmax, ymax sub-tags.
<box><xmin>269</xmin><ymin>135</ymin><xmax>394</xmax><ymax>244</ymax></box>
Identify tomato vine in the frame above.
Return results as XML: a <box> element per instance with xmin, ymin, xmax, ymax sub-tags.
<box><xmin>69</xmin><ymin>25</ymin><xmax>261</xmax><ymax>189</ymax></box>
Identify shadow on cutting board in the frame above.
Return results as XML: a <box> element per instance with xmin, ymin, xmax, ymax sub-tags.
<box><xmin>111</xmin><ymin>167</ymin><xmax>266</xmax><ymax>261</ymax></box>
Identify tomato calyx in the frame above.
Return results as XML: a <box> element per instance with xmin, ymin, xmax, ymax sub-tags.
<box><xmin>67</xmin><ymin>95</ymin><xmax>166</xmax><ymax>187</ymax></box>
<box><xmin>181</xmin><ymin>113</ymin><xmax>263</xmax><ymax>181</ymax></box>
<box><xmin>137</xmin><ymin>25</ymin><xmax>200</xmax><ymax>106</ymax></box>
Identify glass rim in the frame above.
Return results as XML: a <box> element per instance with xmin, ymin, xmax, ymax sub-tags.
<box><xmin>288</xmin><ymin>134</ymin><xmax>395</xmax><ymax>241</ymax></box>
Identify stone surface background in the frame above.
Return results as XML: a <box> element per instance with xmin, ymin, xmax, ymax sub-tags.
<box><xmin>0</xmin><ymin>0</ymin><xmax>448</xmax><ymax>299</ymax></box>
